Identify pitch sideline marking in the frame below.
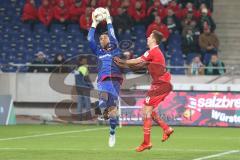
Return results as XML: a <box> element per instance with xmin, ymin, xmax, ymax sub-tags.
<box><xmin>192</xmin><ymin>150</ymin><xmax>240</xmax><ymax>160</ymax></box>
<box><xmin>0</xmin><ymin>127</ymin><xmax>108</xmax><ymax>141</ymax></box>
<box><xmin>0</xmin><ymin>148</ymin><xmax>27</xmax><ymax>150</ymax></box>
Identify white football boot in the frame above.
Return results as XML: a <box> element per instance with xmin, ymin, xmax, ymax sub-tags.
<box><xmin>108</xmin><ymin>134</ymin><xmax>116</xmax><ymax>147</ymax></box>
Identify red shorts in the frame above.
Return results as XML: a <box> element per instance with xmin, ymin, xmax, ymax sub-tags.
<box><xmin>144</xmin><ymin>82</ymin><xmax>172</xmax><ymax>108</ymax></box>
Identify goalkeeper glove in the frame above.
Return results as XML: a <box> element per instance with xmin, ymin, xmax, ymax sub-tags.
<box><xmin>91</xmin><ymin>12</ymin><xmax>99</xmax><ymax>28</ymax></box>
<box><xmin>105</xmin><ymin>9</ymin><xmax>112</xmax><ymax>24</ymax></box>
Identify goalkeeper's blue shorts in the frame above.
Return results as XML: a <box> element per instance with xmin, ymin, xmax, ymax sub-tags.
<box><xmin>97</xmin><ymin>80</ymin><xmax>120</xmax><ymax>108</ymax></box>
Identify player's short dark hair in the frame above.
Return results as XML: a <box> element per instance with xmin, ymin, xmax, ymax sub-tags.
<box><xmin>100</xmin><ymin>31</ymin><xmax>108</xmax><ymax>36</ymax></box>
<box><xmin>152</xmin><ymin>30</ymin><xmax>163</xmax><ymax>44</ymax></box>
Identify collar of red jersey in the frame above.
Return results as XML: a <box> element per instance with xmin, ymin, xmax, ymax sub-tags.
<box><xmin>149</xmin><ymin>45</ymin><xmax>159</xmax><ymax>51</ymax></box>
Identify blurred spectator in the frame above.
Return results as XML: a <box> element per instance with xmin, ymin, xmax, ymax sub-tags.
<box><xmin>131</xmin><ymin>0</ymin><xmax>147</xmax><ymax>11</ymax></box>
<box><xmin>160</xmin><ymin>0</ymin><xmax>171</xmax><ymax>6</ymax></box>
<box><xmin>86</xmin><ymin>0</ymin><xmax>97</xmax><ymax>8</ymax></box>
<box><xmin>64</xmin><ymin>0</ymin><xmax>75</xmax><ymax>7</ymax></box>
<box><xmin>146</xmin><ymin>16</ymin><xmax>169</xmax><ymax>41</ymax></box>
<box><xmin>28</xmin><ymin>51</ymin><xmax>49</xmax><ymax>73</ymax></box>
<box><xmin>74</xmin><ymin>57</ymin><xmax>93</xmax><ymax>120</ymax></box>
<box><xmin>198</xmin><ymin>7</ymin><xmax>216</xmax><ymax>32</ymax></box>
<box><xmin>180</xmin><ymin>0</ymin><xmax>196</xmax><ymax>7</ymax></box>
<box><xmin>21</xmin><ymin>0</ymin><xmax>38</xmax><ymax>31</ymax></box>
<box><xmin>113</xmin><ymin>7</ymin><xmax>133</xmax><ymax>35</ymax></box>
<box><xmin>40</xmin><ymin>0</ymin><xmax>57</xmax><ymax>7</ymax></box>
<box><xmin>69</xmin><ymin>0</ymin><xmax>85</xmax><ymax>22</ymax></box>
<box><xmin>121</xmin><ymin>0</ymin><xmax>131</xmax><ymax>8</ymax></box>
<box><xmin>53</xmin><ymin>0</ymin><xmax>70</xmax><ymax>23</ymax></box>
<box><xmin>97</xmin><ymin>0</ymin><xmax>111</xmax><ymax>8</ymax></box>
<box><xmin>188</xmin><ymin>55</ymin><xmax>204</xmax><ymax>75</ymax></box>
<box><xmin>163</xmin><ymin>8</ymin><xmax>181</xmax><ymax>34</ymax></box>
<box><xmin>52</xmin><ymin>53</ymin><xmax>69</xmax><ymax>73</ymax></box>
<box><xmin>110</xmin><ymin>0</ymin><xmax>122</xmax><ymax>16</ymax></box>
<box><xmin>147</xmin><ymin>1</ymin><xmax>165</xmax><ymax>17</ymax></box>
<box><xmin>146</xmin><ymin>1</ymin><xmax>166</xmax><ymax>25</ymax></box>
<box><xmin>199</xmin><ymin>25</ymin><xmax>219</xmax><ymax>56</ymax></box>
<box><xmin>79</xmin><ymin>6</ymin><xmax>92</xmax><ymax>36</ymax></box>
<box><xmin>181</xmin><ymin>8</ymin><xmax>198</xmax><ymax>36</ymax></box>
<box><xmin>167</xmin><ymin>0</ymin><xmax>181</xmax><ymax>18</ymax></box>
<box><xmin>146</xmin><ymin>0</ymin><xmax>154</xmax><ymax>8</ymax></box>
<box><xmin>195</xmin><ymin>3</ymin><xmax>212</xmax><ymax>19</ymax></box>
<box><xmin>206</xmin><ymin>54</ymin><xmax>225</xmax><ymax>75</ymax></box>
<box><xmin>196</xmin><ymin>0</ymin><xmax>213</xmax><ymax>12</ymax></box>
<box><xmin>182</xmin><ymin>28</ymin><xmax>199</xmax><ymax>56</ymax></box>
<box><xmin>181</xmin><ymin>2</ymin><xmax>197</xmax><ymax>19</ymax></box>
<box><xmin>129</xmin><ymin>1</ymin><xmax>146</xmax><ymax>25</ymax></box>
<box><xmin>97</xmin><ymin>0</ymin><xmax>122</xmax><ymax>16</ymax></box>
<box><xmin>48</xmin><ymin>0</ymin><xmax>57</xmax><ymax>7</ymax></box>
<box><xmin>39</xmin><ymin>0</ymin><xmax>54</xmax><ymax>27</ymax></box>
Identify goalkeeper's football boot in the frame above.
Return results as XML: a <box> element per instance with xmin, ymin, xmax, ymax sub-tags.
<box><xmin>108</xmin><ymin>134</ymin><xmax>116</xmax><ymax>147</ymax></box>
<box><xmin>135</xmin><ymin>143</ymin><xmax>152</xmax><ymax>152</ymax></box>
<box><xmin>162</xmin><ymin>127</ymin><xmax>174</xmax><ymax>142</ymax></box>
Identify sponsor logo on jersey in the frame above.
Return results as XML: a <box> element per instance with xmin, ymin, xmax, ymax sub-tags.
<box><xmin>99</xmin><ymin>54</ymin><xmax>112</xmax><ymax>59</ymax></box>
<box><xmin>144</xmin><ymin>51</ymin><xmax>149</xmax><ymax>58</ymax></box>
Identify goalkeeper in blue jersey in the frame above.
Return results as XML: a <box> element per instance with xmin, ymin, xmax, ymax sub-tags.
<box><xmin>87</xmin><ymin>9</ymin><xmax>122</xmax><ymax>147</ymax></box>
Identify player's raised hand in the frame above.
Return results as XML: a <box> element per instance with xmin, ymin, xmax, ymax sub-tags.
<box><xmin>91</xmin><ymin>12</ymin><xmax>99</xmax><ymax>28</ymax></box>
<box><xmin>114</xmin><ymin>57</ymin><xmax>124</xmax><ymax>64</ymax></box>
<box><xmin>105</xmin><ymin>8</ymin><xmax>112</xmax><ymax>24</ymax></box>
<box><xmin>114</xmin><ymin>57</ymin><xmax>128</xmax><ymax>68</ymax></box>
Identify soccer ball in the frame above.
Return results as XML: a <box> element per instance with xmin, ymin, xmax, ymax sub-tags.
<box><xmin>93</xmin><ymin>7</ymin><xmax>107</xmax><ymax>22</ymax></box>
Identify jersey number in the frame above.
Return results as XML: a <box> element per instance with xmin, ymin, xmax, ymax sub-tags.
<box><xmin>145</xmin><ymin>96</ymin><xmax>150</xmax><ymax>104</ymax></box>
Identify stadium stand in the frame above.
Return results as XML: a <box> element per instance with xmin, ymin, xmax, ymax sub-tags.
<box><xmin>0</xmin><ymin>0</ymin><xmax>217</xmax><ymax>75</ymax></box>
<box><xmin>213</xmin><ymin>0</ymin><xmax>240</xmax><ymax>66</ymax></box>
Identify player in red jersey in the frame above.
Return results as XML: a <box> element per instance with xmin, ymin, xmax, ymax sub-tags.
<box><xmin>114</xmin><ymin>30</ymin><xmax>174</xmax><ymax>152</ymax></box>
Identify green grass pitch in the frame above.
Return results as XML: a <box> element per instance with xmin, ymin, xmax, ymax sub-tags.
<box><xmin>0</xmin><ymin>125</ymin><xmax>239</xmax><ymax>160</ymax></box>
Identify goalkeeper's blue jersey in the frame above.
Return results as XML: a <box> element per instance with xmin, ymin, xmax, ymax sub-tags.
<box><xmin>87</xmin><ymin>24</ymin><xmax>122</xmax><ymax>82</ymax></box>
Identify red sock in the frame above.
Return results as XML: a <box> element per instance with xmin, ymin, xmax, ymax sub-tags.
<box><xmin>151</xmin><ymin>111</ymin><xmax>169</xmax><ymax>130</ymax></box>
<box><xmin>143</xmin><ymin>118</ymin><xmax>152</xmax><ymax>145</ymax></box>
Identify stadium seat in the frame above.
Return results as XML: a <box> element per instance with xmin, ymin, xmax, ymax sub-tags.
<box><xmin>203</xmin><ymin>53</ymin><xmax>212</xmax><ymax>65</ymax></box>
<box><xmin>18</xmin><ymin>66</ymin><xmax>29</xmax><ymax>72</ymax></box>
<box><xmin>35</xmin><ymin>23</ymin><xmax>48</xmax><ymax>34</ymax></box>
<box><xmin>2</xmin><ymin>65</ymin><xmax>17</xmax><ymax>72</ymax></box>
<box><xmin>51</xmin><ymin>23</ymin><xmax>66</xmax><ymax>33</ymax></box>
<box><xmin>134</xmin><ymin>43</ymin><xmax>146</xmax><ymax>56</ymax></box>
<box><xmin>16</xmin><ymin>0</ymin><xmax>25</xmax><ymax>7</ymax></box>
<box><xmin>2</xmin><ymin>42</ymin><xmax>11</xmax><ymax>52</ymax></box>
<box><xmin>2</xmin><ymin>34</ymin><xmax>10</xmax><ymax>42</ymax></box>
<box><xmin>68</xmin><ymin>24</ymin><xmax>80</xmax><ymax>34</ymax></box>
<box><xmin>134</xmin><ymin>25</ymin><xmax>146</xmax><ymax>34</ymax></box>
<box><xmin>186</xmin><ymin>53</ymin><xmax>198</xmax><ymax>65</ymax></box>
<box><xmin>118</xmin><ymin>30</ymin><xmax>132</xmax><ymax>41</ymax></box>
<box><xmin>0</xmin><ymin>51</ymin><xmax>7</xmax><ymax>61</ymax></box>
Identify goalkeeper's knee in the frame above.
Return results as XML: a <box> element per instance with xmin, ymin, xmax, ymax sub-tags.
<box><xmin>98</xmin><ymin>92</ymin><xmax>108</xmax><ymax>109</ymax></box>
<box><xmin>98</xmin><ymin>99</ymin><xmax>107</xmax><ymax>109</ymax></box>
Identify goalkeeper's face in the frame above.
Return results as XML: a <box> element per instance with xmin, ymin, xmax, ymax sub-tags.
<box><xmin>99</xmin><ymin>34</ymin><xmax>110</xmax><ymax>49</ymax></box>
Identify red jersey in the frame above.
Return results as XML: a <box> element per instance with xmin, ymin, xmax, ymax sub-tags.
<box><xmin>140</xmin><ymin>46</ymin><xmax>171</xmax><ymax>84</ymax></box>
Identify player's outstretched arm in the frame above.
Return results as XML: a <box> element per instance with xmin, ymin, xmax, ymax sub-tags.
<box><xmin>105</xmin><ymin>9</ymin><xmax>118</xmax><ymax>45</ymax></box>
<box><xmin>87</xmin><ymin>12</ymin><xmax>100</xmax><ymax>53</ymax></box>
<box><xmin>114</xmin><ymin>57</ymin><xmax>146</xmax><ymax>68</ymax></box>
